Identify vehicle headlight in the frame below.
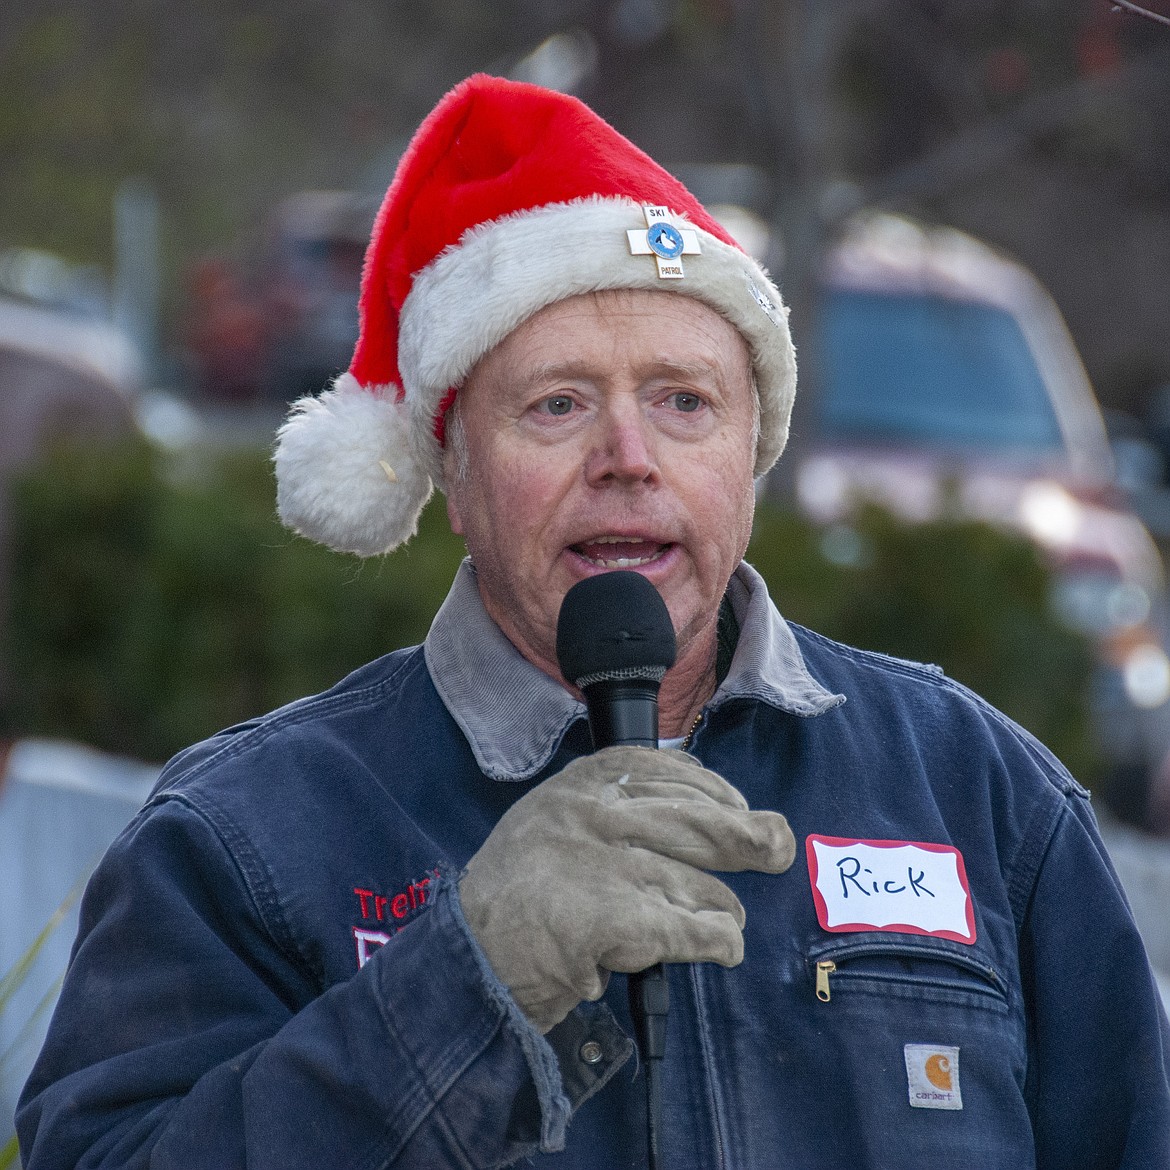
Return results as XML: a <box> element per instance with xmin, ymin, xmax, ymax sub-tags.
<box><xmin>1122</xmin><ymin>643</ymin><xmax>1170</xmax><ymax>709</ymax></box>
<box><xmin>1018</xmin><ymin>481</ymin><xmax>1081</xmax><ymax>548</ymax></box>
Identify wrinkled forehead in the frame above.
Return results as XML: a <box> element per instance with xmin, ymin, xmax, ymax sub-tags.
<box><xmin>457</xmin><ymin>288</ymin><xmax>755</xmax><ymax>400</ymax></box>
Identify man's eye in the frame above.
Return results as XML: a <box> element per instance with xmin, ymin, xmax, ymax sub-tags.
<box><xmin>542</xmin><ymin>395</ymin><xmax>574</xmax><ymax>416</ymax></box>
<box><xmin>669</xmin><ymin>392</ymin><xmax>702</xmax><ymax>413</ymax></box>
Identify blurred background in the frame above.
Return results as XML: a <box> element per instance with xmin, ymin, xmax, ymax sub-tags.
<box><xmin>3</xmin><ymin>0</ymin><xmax>1170</xmax><ymax>1158</ymax></box>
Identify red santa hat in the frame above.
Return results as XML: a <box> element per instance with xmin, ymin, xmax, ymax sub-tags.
<box><xmin>274</xmin><ymin>73</ymin><xmax>795</xmax><ymax>556</ymax></box>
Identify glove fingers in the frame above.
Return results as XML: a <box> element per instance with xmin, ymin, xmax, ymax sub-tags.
<box><xmin>502</xmin><ymin>965</ymin><xmax>611</xmax><ymax>1035</ymax></box>
<box><xmin>620</xmin><ymin>853</ymin><xmax>746</xmax><ymax>919</ymax></box>
<box><xmin>600</xmin><ymin>903</ymin><xmax>745</xmax><ymax>972</ymax></box>
<box><xmin>617</xmin><ymin>804</ymin><xmax>797</xmax><ymax>874</ymax></box>
<box><xmin>603</xmin><ymin>749</ymin><xmax>749</xmax><ymax>810</ymax></box>
<box><xmin>596</xmin><ymin>857</ymin><xmax>746</xmax><ymax>970</ymax></box>
<box><xmin>610</xmin><ymin>778</ymin><xmax>735</xmax><ymax>809</ymax></box>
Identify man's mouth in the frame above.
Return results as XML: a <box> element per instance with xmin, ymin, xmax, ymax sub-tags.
<box><xmin>570</xmin><ymin>536</ymin><xmax>671</xmax><ymax>569</ymax></box>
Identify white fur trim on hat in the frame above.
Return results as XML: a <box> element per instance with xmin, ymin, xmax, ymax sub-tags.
<box><xmin>398</xmin><ymin>196</ymin><xmax>795</xmax><ymax>492</ymax></box>
<box><xmin>274</xmin><ymin>372</ymin><xmax>433</xmax><ymax>556</ymax></box>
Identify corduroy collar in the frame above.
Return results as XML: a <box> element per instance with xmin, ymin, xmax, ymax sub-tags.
<box><xmin>424</xmin><ymin>559</ymin><xmax>844</xmax><ymax>781</ymax></box>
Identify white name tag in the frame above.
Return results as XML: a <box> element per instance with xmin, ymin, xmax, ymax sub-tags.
<box><xmin>806</xmin><ymin>835</ymin><xmax>976</xmax><ymax>944</ymax></box>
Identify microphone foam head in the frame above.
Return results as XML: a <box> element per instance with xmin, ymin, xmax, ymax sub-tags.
<box><xmin>556</xmin><ymin>571</ymin><xmax>677</xmax><ymax>688</ymax></box>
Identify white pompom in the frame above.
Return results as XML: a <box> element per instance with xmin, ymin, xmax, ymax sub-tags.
<box><xmin>273</xmin><ymin>373</ymin><xmax>434</xmax><ymax>556</ymax></box>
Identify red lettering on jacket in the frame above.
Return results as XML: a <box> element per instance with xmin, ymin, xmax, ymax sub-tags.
<box><xmin>351</xmin><ymin>870</ymin><xmax>437</xmax><ymax>964</ymax></box>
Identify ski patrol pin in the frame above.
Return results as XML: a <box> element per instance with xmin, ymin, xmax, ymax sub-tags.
<box><xmin>647</xmin><ymin>220</ymin><xmax>685</xmax><ymax>259</ymax></box>
<box><xmin>627</xmin><ymin>205</ymin><xmax>701</xmax><ymax>279</ymax></box>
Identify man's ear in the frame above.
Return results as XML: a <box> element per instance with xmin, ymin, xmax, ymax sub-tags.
<box><xmin>442</xmin><ymin>467</ymin><xmax>465</xmax><ymax>535</ymax></box>
<box><xmin>445</xmin><ymin>483</ymin><xmax>466</xmax><ymax>536</ymax></box>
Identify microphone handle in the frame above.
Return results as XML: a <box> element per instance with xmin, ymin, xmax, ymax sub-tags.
<box><xmin>581</xmin><ymin>679</ymin><xmax>660</xmax><ymax>748</ymax></box>
<box><xmin>582</xmin><ymin>678</ymin><xmax>667</xmax><ymax>1170</ymax></box>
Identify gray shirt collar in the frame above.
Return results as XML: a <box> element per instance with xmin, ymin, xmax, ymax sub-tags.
<box><xmin>424</xmin><ymin>560</ymin><xmax>844</xmax><ymax>781</ymax></box>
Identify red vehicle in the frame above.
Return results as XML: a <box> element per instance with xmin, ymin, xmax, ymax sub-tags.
<box><xmin>186</xmin><ymin>190</ymin><xmax>377</xmax><ymax>404</ymax></box>
<box><xmin>798</xmin><ymin>213</ymin><xmax>1170</xmax><ymax>829</ymax></box>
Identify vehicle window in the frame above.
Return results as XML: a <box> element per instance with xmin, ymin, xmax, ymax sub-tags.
<box><xmin>819</xmin><ymin>289</ymin><xmax>1064</xmax><ymax>450</ymax></box>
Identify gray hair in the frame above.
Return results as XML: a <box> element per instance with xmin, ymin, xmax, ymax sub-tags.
<box><xmin>443</xmin><ymin>397</ymin><xmax>471</xmax><ymax>487</ymax></box>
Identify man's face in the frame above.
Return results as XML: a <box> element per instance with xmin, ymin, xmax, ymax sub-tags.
<box><xmin>444</xmin><ymin>288</ymin><xmax>758</xmax><ymax>682</ymax></box>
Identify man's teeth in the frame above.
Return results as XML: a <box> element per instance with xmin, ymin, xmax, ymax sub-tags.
<box><xmin>587</xmin><ymin>553</ymin><xmax>661</xmax><ymax>567</ymax></box>
<box><xmin>577</xmin><ymin>537</ymin><xmax>667</xmax><ymax>569</ymax></box>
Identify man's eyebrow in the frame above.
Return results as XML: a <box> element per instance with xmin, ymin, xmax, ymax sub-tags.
<box><xmin>643</xmin><ymin>358</ymin><xmax>725</xmax><ymax>382</ymax></box>
<box><xmin>519</xmin><ymin>357</ymin><xmax>726</xmax><ymax>385</ymax></box>
<box><xmin>519</xmin><ymin>360</ymin><xmax>596</xmax><ymax>385</ymax></box>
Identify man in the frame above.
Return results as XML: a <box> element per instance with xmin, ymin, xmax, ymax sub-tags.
<box><xmin>18</xmin><ymin>75</ymin><xmax>1170</xmax><ymax>1168</ymax></box>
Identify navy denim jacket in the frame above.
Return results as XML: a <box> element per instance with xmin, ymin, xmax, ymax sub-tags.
<box><xmin>18</xmin><ymin>562</ymin><xmax>1170</xmax><ymax>1168</ymax></box>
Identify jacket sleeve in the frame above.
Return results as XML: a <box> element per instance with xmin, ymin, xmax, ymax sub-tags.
<box><xmin>16</xmin><ymin>797</ymin><xmax>631</xmax><ymax>1169</ymax></box>
<box><xmin>1021</xmin><ymin>792</ymin><xmax>1170</xmax><ymax>1168</ymax></box>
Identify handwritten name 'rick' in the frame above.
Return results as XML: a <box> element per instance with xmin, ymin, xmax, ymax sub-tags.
<box><xmin>836</xmin><ymin>856</ymin><xmax>935</xmax><ymax>899</ymax></box>
<box><xmin>806</xmin><ymin>836</ymin><xmax>976</xmax><ymax>943</ymax></box>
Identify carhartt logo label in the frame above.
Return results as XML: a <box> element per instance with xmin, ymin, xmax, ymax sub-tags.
<box><xmin>904</xmin><ymin>1044</ymin><xmax>962</xmax><ymax>1110</ymax></box>
<box><xmin>925</xmin><ymin>1053</ymin><xmax>953</xmax><ymax>1089</ymax></box>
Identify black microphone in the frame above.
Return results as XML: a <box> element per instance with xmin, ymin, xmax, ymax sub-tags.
<box><xmin>555</xmin><ymin>570</ymin><xmax>677</xmax><ymax>747</ymax></box>
<box><xmin>556</xmin><ymin>570</ymin><xmax>676</xmax><ymax>1170</ymax></box>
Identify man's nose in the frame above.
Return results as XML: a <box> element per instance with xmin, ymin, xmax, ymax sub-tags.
<box><xmin>584</xmin><ymin>404</ymin><xmax>659</xmax><ymax>485</ymax></box>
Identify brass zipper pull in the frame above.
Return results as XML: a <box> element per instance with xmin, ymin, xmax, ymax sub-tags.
<box><xmin>815</xmin><ymin>960</ymin><xmax>836</xmax><ymax>1003</ymax></box>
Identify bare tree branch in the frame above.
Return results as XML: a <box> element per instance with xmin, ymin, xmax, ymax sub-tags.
<box><xmin>850</xmin><ymin>44</ymin><xmax>1170</xmax><ymax>218</ymax></box>
<box><xmin>1112</xmin><ymin>1</ymin><xmax>1170</xmax><ymax>30</ymax></box>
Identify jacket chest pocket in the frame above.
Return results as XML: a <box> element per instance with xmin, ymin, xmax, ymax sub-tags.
<box><xmin>790</xmin><ymin>934</ymin><xmax>1032</xmax><ymax>1168</ymax></box>
<box><xmin>807</xmin><ymin>935</ymin><xmax>1010</xmax><ymax>1013</ymax></box>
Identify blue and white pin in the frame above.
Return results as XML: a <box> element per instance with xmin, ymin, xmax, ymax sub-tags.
<box><xmin>627</xmin><ymin>205</ymin><xmax>700</xmax><ymax>280</ymax></box>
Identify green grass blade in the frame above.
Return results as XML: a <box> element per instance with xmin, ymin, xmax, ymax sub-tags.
<box><xmin>0</xmin><ymin>863</ymin><xmax>100</xmax><ymax>1170</ymax></box>
<box><xmin>0</xmin><ymin>970</ymin><xmax>65</xmax><ymax>1076</ymax></box>
<box><xmin>0</xmin><ymin>1130</ymin><xmax>20</xmax><ymax>1169</ymax></box>
<box><xmin>0</xmin><ymin>868</ymin><xmax>90</xmax><ymax>1010</ymax></box>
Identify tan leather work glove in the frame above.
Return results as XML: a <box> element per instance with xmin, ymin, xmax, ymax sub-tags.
<box><xmin>459</xmin><ymin>745</ymin><xmax>796</xmax><ymax>1033</ymax></box>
